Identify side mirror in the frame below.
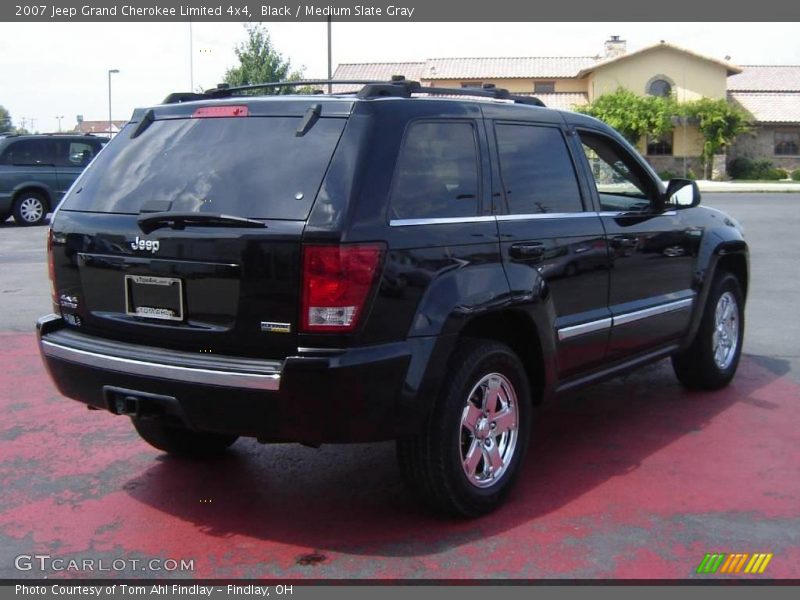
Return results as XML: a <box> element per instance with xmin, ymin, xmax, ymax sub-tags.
<box><xmin>664</xmin><ymin>178</ymin><xmax>701</xmax><ymax>209</ymax></box>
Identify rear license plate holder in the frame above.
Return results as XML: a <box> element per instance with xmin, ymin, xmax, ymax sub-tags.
<box><xmin>124</xmin><ymin>274</ymin><xmax>184</xmax><ymax>322</ymax></box>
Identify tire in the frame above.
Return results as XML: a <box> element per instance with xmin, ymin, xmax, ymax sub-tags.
<box><xmin>132</xmin><ymin>417</ymin><xmax>239</xmax><ymax>459</ymax></box>
<box><xmin>397</xmin><ymin>338</ymin><xmax>532</xmax><ymax>517</ymax></box>
<box><xmin>671</xmin><ymin>272</ymin><xmax>745</xmax><ymax>390</ymax></box>
<box><xmin>13</xmin><ymin>191</ymin><xmax>48</xmax><ymax>226</ymax></box>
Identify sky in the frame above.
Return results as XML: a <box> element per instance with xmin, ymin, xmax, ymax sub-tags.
<box><xmin>0</xmin><ymin>21</ymin><xmax>798</xmax><ymax>133</ymax></box>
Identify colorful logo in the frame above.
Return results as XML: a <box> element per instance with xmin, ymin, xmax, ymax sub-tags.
<box><xmin>696</xmin><ymin>553</ymin><xmax>774</xmax><ymax>574</ymax></box>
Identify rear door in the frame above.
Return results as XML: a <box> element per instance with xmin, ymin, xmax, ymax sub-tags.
<box><xmin>573</xmin><ymin>129</ymin><xmax>697</xmax><ymax>359</ymax></box>
<box><xmin>490</xmin><ymin>119</ymin><xmax>611</xmax><ymax>376</ymax></box>
<box><xmin>52</xmin><ymin>103</ymin><xmax>350</xmax><ymax>360</ymax></box>
<box><xmin>54</xmin><ymin>138</ymin><xmax>104</xmax><ymax>200</ymax></box>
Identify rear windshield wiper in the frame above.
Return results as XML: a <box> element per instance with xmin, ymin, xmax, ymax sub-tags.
<box><xmin>137</xmin><ymin>212</ymin><xmax>268</xmax><ymax>234</ymax></box>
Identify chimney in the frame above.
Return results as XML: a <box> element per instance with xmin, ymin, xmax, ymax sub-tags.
<box><xmin>604</xmin><ymin>35</ymin><xmax>627</xmax><ymax>58</ymax></box>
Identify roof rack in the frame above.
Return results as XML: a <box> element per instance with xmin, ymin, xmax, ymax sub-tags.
<box><xmin>162</xmin><ymin>78</ymin><xmax>546</xmax><ymax>108</ymax></box>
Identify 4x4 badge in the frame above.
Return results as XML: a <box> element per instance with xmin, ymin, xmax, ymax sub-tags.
<box><xmin>130</xmin><ymin>236</ymin><xmax>160</xmax><ymax>253</ymax></box>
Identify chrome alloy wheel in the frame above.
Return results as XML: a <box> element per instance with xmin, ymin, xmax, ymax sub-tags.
<box><xmin>712</xmin><ymin>291</ymin><xmax>739</xmax><ymax>370</ymax></box>
<box><xmin>19</xmin><ymin>196</ymin><xmax>44</xmax><ymax>223</ymax></box>
<box><xmin>460</xmin><ymin>372</ymin><xmax>519</xmax><ymax>489</ymax></box>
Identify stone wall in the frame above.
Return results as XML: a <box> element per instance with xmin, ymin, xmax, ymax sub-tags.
<box><xmin>729</xmin><ymin>125</ymin><xmax>800</xmax><ymax>172</ymax></box>
<box><xmin>645</xmin><ymin>156</ymin><xmax>705</xmax><ymax>179</ymax></box>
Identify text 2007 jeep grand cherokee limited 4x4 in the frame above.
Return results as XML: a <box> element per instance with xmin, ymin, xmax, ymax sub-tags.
<box><xmin>37</xmin><ymin>79</ymin><xmax>748</xmax><ymax>517</ymax></box>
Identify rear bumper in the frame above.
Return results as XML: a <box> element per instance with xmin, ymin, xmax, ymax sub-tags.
<box><xmin>38</xmin><ymin>314</ymin><xmax>438</xmax><ymax>443</ymax></box>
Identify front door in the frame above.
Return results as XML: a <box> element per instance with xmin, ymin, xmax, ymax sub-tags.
<box><xmin>574</xmin><ymin>129</ymin><xmax>698</xmax><ymax>360</ymax></box>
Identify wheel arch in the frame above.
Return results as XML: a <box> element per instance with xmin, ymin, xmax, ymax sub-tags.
<box><xmin>13</xmin><ymin>184</ymin><xmax>53</xmax><ymax>211</ymax></box>
<box><xmin>682</xmin><ymin>239</ymin><xmax>749</xmax><ymax>352</ymax></box>
<box><xmin>457</xmin><ymin>309</ymin><xmax>551</xmax><ymax>406</ymax></box>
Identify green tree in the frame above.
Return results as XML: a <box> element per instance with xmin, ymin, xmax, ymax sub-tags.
<box><xmin>679</xmin><ymin>98</ymin><xmax>750</xmax><ymax>178</ymax></box>
<box><xmin>576</xmin><ymin>88</ymin><xmax>677</xmax><ymax>145</ymax></box>
<box><xmin>223</xmin><ymin>24</ymin><xmax>304</xmax><ymax>94</ymax></box>
<box><xmin>0</xmin><ymin>105</ymin><xmax>13</xmax><ymax>134</ymax></box>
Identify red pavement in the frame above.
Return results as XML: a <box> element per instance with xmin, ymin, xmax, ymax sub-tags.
<box><xmin>1</xmin><ymin>331</ymin><xmax>798</xmax><ymax>580</ymax></box>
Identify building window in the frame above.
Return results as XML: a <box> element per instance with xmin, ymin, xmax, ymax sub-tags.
<box><xmin>775</xmin><ymin>130</ymin><xmax>799</xmax><ymax>155</ymax></box>
<box><xmin>647</xmin><ymin>134</ymin><xmax>673</xmax><ymax>156</ymax></box>
<box><xmin>534</xmin><ymin>81</ymin><xmax>556</xmax><ymax>93</ymax></box>
<box><xmin>460</xmin><ymin>81</ymin><xmax>482</xmax><ymax>88</ymax></box>
<box><xmin>647</xmin><ymin>78</ymin><xmax>672</xmax><ymax>98</ymax></box>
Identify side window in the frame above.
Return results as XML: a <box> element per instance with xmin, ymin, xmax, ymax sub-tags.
<box><xmin>390</xmin><ymin>121</ymin><xmax>480</xmax><ymax>220</ymax></box>
<box><xmin>578</xmin><ymin>131</ymin><xmax>656</xmax><ymax>212</ymax></box>
<box><xmin>495</xmin><ymin>123</ymin><xmax>583</xmax><ymax>214</ymax></box>
<box><xmin>0</xmin><ymin>139</ymin><xmax>53</xmax><ymax>166</ymax></box>
<box><xmin>60</xmin><ymin>141</ymin><xmax>97</xmax><ymax>166</ymax></box>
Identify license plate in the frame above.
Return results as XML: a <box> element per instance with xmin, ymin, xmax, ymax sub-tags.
<box><xmin>125</xmin><ymin>275</ymin><xmax>184</xmax><ymax>321</ymax></box>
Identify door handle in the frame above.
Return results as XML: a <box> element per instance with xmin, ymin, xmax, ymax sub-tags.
<box><xmin>610</xmin><ymin>236</ymin><xmax>639</xmax><ymax>249</ymax></box>
<box><xmin>509</xmin><ymin>243</ymin><xmax>545</xmax><ymax>260</ymax></box>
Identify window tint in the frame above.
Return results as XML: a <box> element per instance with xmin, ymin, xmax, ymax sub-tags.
<box><xmin>495</xmin><ymin>124</ymin><xmax>582</xmax><ymax>214</ymax></box>
<box><xmin>390</xmin><ymin>122</ymin><xmax>480</xmax><ymax>220</ymax></box>
<box><xmin>61</xmin><ymin>117</ymin><xmax>346</xmax><ymax>220</ymax></box>
<box><xmin>578</xmin><ymin>131</ymin><xmax>655</xmax><ymax>212</ymax></box>
<box><xmin>0</xmin><ymin>139</ymin><xmax>54</xmax><ymax>166</ymax></box>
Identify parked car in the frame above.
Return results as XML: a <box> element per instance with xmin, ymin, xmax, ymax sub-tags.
<box><xmin>37</xmin><ymin>80</ymin><xmax>748</xmax><ymax>517</ymax></box>
<box><xmin>0</xmin><ymin>134</ymin><xmax>106</xmax><ymax>225</ymax></box>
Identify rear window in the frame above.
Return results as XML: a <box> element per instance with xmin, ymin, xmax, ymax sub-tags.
<box><xmin>62</xmin><ymin>116</ymin><xmax>346</xmax><ymax>220</ymax></box>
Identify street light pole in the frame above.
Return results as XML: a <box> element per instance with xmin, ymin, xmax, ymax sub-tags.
<box><xmin>189</xmin><ymin>21</ymin><xmax>194</xmax><ymax>92</ymax></box>
<box><xmin>55</xmin><ymin>116</ymin><xmax>64</xmax><ymax>132</ymax></box>
<box><xmin>327</xmin><ymin>16</ymin><xmax>332</xmax><ymax>93</ymax></box>
<box><xmin>108</xmin><ymin>69</ymin><xmax>120</xmax><ymax>139</ymax></box>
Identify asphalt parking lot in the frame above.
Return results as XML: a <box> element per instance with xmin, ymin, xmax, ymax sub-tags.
<box><xmin>1</xmin><ymin>193</ymin><xmax>798</xmax><ymax>579</ymax></box>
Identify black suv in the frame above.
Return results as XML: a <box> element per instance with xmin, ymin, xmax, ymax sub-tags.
<box><xmin>0</xmin><ymin>134</ymin><xmax>106</xmax><ymax>225</ymax></box>
<box><xmin>37</xmin><ymin>80</ymin><xmax>748</xmax><ymax>516</ymax></box>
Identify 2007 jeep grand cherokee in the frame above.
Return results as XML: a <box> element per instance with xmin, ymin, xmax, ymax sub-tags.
<box><xmin>37</xmin><ymin>79</ymin><xmax>748</xmax><ymax>516</ymax></box>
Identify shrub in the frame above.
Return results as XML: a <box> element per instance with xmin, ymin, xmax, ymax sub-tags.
<box><xmin>658</xmin><ymin>170</ymin><xmax>678</xmax><ymax>181</ymax></box>
<box><xmin>728</xmin><ymin>158</ymin><xmax>787</xmax><ymax>180</ymax></box>
<box><xmin>767</xmin><ymin>168</ymin><xmax>788</xmax><ymax>180</ymax></box>
<box><xmin>791</xmin><ymin>169</ymin><xmax>800</xmax><ymax>181</ymax></box>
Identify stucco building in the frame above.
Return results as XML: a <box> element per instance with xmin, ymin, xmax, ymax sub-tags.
<box><xmin>333</xmin><ymin>37</ymin><xmax>800</xmax><ymax>176</ymax></box>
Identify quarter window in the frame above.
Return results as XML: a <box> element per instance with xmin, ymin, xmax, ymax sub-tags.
<box><xmin>390</xmin><ymin>122</ymin><xmax>480</xmax><ymax>220</ymax></box>
<box><xmin>495</xmin><ymin>124</ymin><xmax>583</xmax><ymax>214</ymax></box>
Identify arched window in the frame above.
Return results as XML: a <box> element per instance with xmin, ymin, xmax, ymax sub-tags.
<box><xmin>647</xmin><ymin>78</ymin><xmax>672</xmax><ymax>98</ymax></box>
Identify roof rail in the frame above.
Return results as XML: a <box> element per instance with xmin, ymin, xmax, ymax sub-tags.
<box><xmin>162</xmin><ymin>78</ymin><xmax>546</xmax><ymax>107</ymax></box>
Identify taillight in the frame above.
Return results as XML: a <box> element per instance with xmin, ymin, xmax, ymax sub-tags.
<box><xmin>301</xmin><ymin>244</ymin><xmax>384</xmax><ymax>333</ymax></box>
<box><xmin>47</xmin><ymin>229</ymin><xmax>58</xmax><ymax>313</ymax></box>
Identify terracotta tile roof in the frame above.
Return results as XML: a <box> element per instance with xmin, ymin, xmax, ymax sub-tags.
<box><xmin>424</xmin><ymin>57</ymin><xmax>599</xmax><ymax>79</ymax></box>
<box><xmin>72</xmin><ymin>120</ymin><xmax>127</xmax><ymax>134</ymax></box>
<box><xmin>729</xmin><ymin>92</ymin><xmax>800</xmax><ymax>123</ymax></box>
<box><xmin>576</xmin><ymin>41</ymin><xmax>741</xmax><ymax>77</ymax></box>
<box><xmin>728</xmin><ymin>66</ymin><xmax>800</xmax><ymax>91</ymax></box>
<box><xmin>518</xmin><ymin>92</ymin><xmax>589</xmax><ymax>110</ymax></box>
<box><xmin>332</xmin><ymin>62</ymin><xmax>425</xmax><ymax>82</ymax></box>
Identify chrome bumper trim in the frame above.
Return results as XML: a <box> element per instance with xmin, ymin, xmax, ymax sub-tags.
<box><xmin>40</xmin><ymin>339</ymin><xmax>281</xmax><ymax>391</ymax></box>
